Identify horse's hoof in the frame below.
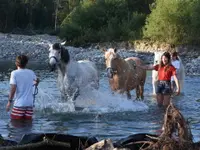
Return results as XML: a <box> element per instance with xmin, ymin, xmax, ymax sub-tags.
<box><xmin>135</xmin><ymin>98</ymin><xmax>140</xmax><ymax>101</ymax></box>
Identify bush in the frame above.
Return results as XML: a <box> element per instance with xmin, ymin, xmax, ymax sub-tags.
<box><xmin>143</xmin><ymin>0</ymin><xmax>199</xmax><ymax>45</ymax></box>
<box><xmin>59</xmin><ymin>23</ymin><xmax>81</xmax><ymax>41</ymax></box>
<box><xmin>59</xmin><ymin>0</ymin><xmax>146</xmax><ymax>46</ymax></box>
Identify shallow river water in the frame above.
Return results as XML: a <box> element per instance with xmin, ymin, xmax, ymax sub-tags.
<box><xmin>0</xmin><ymin>61</ymin><xmax>200</xmax><ymax>143</ymax></box>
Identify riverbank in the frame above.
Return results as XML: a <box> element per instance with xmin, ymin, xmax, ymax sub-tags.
<box><xmin>0</xmin><ymin>33</ymin><xmax>199</xmax><ymax>75</ymax></box>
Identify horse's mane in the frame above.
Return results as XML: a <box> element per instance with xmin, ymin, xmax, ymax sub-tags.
<box><xmin>61</xmin><ymin>46</ymin><xmax>70</xmax><ymax>64</ymax></box>
<box><xmin>53</xmin><ymin>43</ymin><xmax>62</xmax><ymax>50</ymax></box>
<box><xmin>52</xmin><ymin>43</ymin><xmax>70</xmax><ymax>64</ymax></box>
<box><xmin>113</xmin><ymin>54</ymin><xmax>127</xmax><ymax>67</ymax></box>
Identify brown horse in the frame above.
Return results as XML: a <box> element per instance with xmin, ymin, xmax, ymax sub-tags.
<box><xmin>103</xmin><ymin>48</ymin><xmax>146</xmax><ymax>100</ymax></box>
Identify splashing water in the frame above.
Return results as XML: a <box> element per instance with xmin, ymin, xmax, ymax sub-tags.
<box><xmin>34</xmin><ymin>78</ymin><xmax>149</xmax><ymax>114</ymax></box>
<box><xmin>34</xmin><ymin>83</ymin><xmax>75</xmax><ymax>113</ymax></box>
<box><xmin>75</xmin><ymin>87</ymin><xmax>149</xmax><ymax>113</ymax></box>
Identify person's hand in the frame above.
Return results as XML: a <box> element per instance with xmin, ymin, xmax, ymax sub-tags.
<box><xmin>34</xmin><ymin>78</ymin><xmax>40</xmax><ymax>86</ymax></box>
<box><xmin>175</xmin><ymin>88</ymin><xmax>180</xmax><ymax>96</ymax></box>
<box><xmin>6</xmin><ymin>102</ymin><xmax>11</xmax><ymax>112</ymax></box>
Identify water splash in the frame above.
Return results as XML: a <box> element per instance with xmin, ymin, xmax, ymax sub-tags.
<box><xmin>34</xmin><ymin>76</ymin><xmax>148</xmax><ymax>114</ymax></box>
<box><xmin>75</xmin><ymin>87</ymin><xmax>149</xmax><ymax>113</ymax></box>
<box><xmin>34</xmin><ymin>87</ymin><xmax>75</xmax><ymax>113</ymax></box>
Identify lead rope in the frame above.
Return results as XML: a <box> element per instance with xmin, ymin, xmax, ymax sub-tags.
<box><xmin>33</xmin><ymin>85</ymin><xmax>38</xmax><ymax>107</ymax></box>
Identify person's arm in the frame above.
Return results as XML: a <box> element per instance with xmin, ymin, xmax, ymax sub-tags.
<box><xmin>137</xmin><ymin>64</ymin><xmax>155</xmax><ymax>70</ymax></box>
<box><xmin>173</xmin><ymin>74</ymin><xmax>180</xmax><ymax>95</ymax></box>
<box><xmin>6</xmin><ymin>84</ymin><xmax>16</xmax><ymax>112</ymax></box>
<box><xmin>33</xmin><ymin>71</ymin><xmax>40</xmax><ymax>86</ymax></box>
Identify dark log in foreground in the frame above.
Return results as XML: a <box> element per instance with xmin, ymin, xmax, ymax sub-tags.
<box><xmin>0</xmin><ymin>133</ymin><xmax>98</xmax><ymax>150</ymax></box>
<box><xmin>0</xmin><ymin>138</ymin><xmax>71</xmax><ymax>150</ymax></box>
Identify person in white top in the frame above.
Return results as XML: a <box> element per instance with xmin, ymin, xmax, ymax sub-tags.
<box><xmin>6</xmin><ymin>55</ymin><xmax>39</xmax><ymax>120</ymax></box>
<box><xmin>171</xmin><ymin>52</ymin><xmax>180</xmax><ymax>93</ymax></box>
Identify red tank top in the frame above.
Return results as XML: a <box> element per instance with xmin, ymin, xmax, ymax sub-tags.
<box><xmin>154</xmin><ymin>64</ymin><xmax>176</xmax><ymax>81</ymax></box>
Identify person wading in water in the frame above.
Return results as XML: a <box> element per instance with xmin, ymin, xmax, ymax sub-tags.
<box><xmin>6</xmin><ymin>55</ymin><xmax>39</xmax><ymax>120</ymax></box>
<box><xmin>138</xmin><ymin>52</ymin><xmax>180</xmax><ymax>107</ymax></box>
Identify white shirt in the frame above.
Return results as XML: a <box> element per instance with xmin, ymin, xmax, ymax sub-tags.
<box><xmin>171</xmin><ymin>60</ymin><xmax>180</xmax><ymax>81</ymax></box>
<box><xmin>10</xmin><ymin>69</ymin><xmax>36</xmax><ymax>107</ymax></box>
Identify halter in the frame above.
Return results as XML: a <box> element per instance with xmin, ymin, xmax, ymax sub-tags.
<box><xmin>106</xmin><ymin>67</ymin><xmax>117</xmax><ymax>78</ymax></box>
<box><xmin>49</xmin><ymin>56</ymin><xmax>59</xmax><ymax>63</ymax></box>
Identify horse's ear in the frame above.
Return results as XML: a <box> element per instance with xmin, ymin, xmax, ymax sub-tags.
<box><xmin>114</xmin><ymin>48</ymin><xmax>117</xmax><ymax>53</ymax></box>
<box><xmin>61</xmin><ymin>41</ymin><xmax>66</xmax><ymax>46</ymax></box>
<box><xmin>102</xmin><ymin>48</ymin><xmax>107</xmax><ymax>53</ymax></box>
<box><xmin>48</xmin><ymin>43</ymin><xmax>52</xmax><ymax>50</ymax></box>
<box><xmin>61</xmin><ymin>47</ymin><xmax>70</xmax><ymax>64</ymax></box>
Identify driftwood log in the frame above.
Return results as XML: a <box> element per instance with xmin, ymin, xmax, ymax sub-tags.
<box><xmin>0</xmin><ymin>138</ymin><xmax>71</xmax><ymax>150</ymax></box>
<box><xmin>140</xmin><ymin>102</ymin><xmax>194</xmax><ymax>150</ymax></box>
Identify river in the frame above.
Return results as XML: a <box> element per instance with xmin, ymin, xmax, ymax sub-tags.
<box><xmin>0</xmin><ymin>61</ymin><xmax>200</xmax><ymax>143</ymax></box>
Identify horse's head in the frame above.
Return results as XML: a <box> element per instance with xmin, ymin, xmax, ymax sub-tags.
<box><xmin>154</xmin><ymin>51</ymin><xmax>164</xmax><ymax>65</ymax></box>
<box><xmin>48</xmin><ymin>42</ymin><xmax>70</xmax><ymax>71</ymax></box>
<box><xmin>103</xmin><ymin>48</ymin><xmax>120</xmax><ymax>78</ymax></box>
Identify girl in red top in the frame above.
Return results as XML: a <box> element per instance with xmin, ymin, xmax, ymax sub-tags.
<box><xmin>139</xmin><ymin>52</ymin><xmax>180</xmax><ymax>107</ymax></box>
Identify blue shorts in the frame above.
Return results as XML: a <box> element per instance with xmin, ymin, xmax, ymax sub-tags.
<box><xmin>156</xmin><ymin>80</ymin><xmax>172</xmax><ymax>95</ymax></box>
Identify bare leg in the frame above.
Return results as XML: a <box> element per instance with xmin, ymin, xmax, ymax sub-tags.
<box><xmin>156</xmin><ymin>94</ymin><xmax>163</xmax><ymax>107</ymax></box>
<box><xmin>163</xmin><ymin>95</ymin><xmax>171</xmax><ymax>107</ymax></box>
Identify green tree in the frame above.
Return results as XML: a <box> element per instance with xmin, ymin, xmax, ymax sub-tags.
<box><xmin>60</xmin><ymin>0</ymin><xmax>147</xmax><ymax>45</ymax></box>
<box><xmin>189</xmin><ymin>0</ymin><xmax>200</xmax><ymax>43</ymax></box>
<box><xmin>143</xmin><ymin>0</ymin><xmax>194</xmax><ymax>45</ymax></box>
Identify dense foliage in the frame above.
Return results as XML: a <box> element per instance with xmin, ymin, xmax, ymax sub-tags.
<box><xmin>60</xmin><ymin>0</ymin><xmax>149</xmax><ymax>45</ymax></box>
<box><xmin>0</xmin><ymin>0</ymin><xmax>55</xmax><ymax>33</ymax></box>
<box><xmin>0</xmin><ymin>0</ymin><xmax>200</xmax><ymax>46</ymax></box>
<box><xmin>143</xmin><ymin>0</ymin><xmax>200</xmax><ymax>45</ymax></box>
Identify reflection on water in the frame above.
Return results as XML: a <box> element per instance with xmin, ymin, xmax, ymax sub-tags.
<box><xmin>0</xmin><ymin>61</ymin><xmax>200</xmax><ymax>143</ymax></box>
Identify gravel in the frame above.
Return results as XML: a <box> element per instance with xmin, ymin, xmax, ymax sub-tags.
<box><xmin>0</xmin><ymin>33</ymin><xmax>199</xmax><ymax>75</ymax></box>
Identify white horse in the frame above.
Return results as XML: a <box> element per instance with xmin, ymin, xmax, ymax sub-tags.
<box><xmin>152</xmin><ymin>51</ymin><xmax>185</xmax><ymax>95</ymax></box>
<box><xmin>48</xmin><ymin>42</ymin><xmax>99</xmax><ymax>101</ymax></box>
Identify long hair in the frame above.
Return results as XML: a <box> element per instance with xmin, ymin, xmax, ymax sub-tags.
<box><xmin>159</xmin><ymin>52</ymin><xmax>171</xmax><ymax>72</ymax></box>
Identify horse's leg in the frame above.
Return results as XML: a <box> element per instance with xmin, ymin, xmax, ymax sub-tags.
<box><xmin>139</xmin><ymin>84</ymin><xmax>144</xmax><ymax>100</ymax></box>
<box><xmin>72</xmin><ymin>88</ymin><xmax>80</xmax><ymax>101</ymax></box>
<box><xmin>152</xmin><ymin>71</ymin><xmax>158</xmax><ymax>95</ymax></box>
<box><xmin>126</xmin><ymin>91</ymin><xmax>131</xmax><ymax>100</ymax></box>
<box><xmin>59</xmin><ymin>80</ymin><xmax>67</xmax><ymax>101</ymax></box>
<box><xmin>136</xmin><ymin>85</ymin><xmax>140</xmax><ymax>100</ymax></box>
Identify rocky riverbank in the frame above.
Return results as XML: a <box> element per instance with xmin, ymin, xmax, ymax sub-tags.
<box><xmin>133</xmin><ymin>40</ymin><xmax>200</xmax><ymax>75</ymax></box>
<box><xmin>0</xmin><ymin>33</ymin><xmax>199</xmax><ymax>75</ymax></box>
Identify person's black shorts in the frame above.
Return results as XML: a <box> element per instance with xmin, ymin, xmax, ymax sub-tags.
<box><xmin>156</xmin><ymin>80</ymin><xmax>172</xmax><ymax>95</ymax></box>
